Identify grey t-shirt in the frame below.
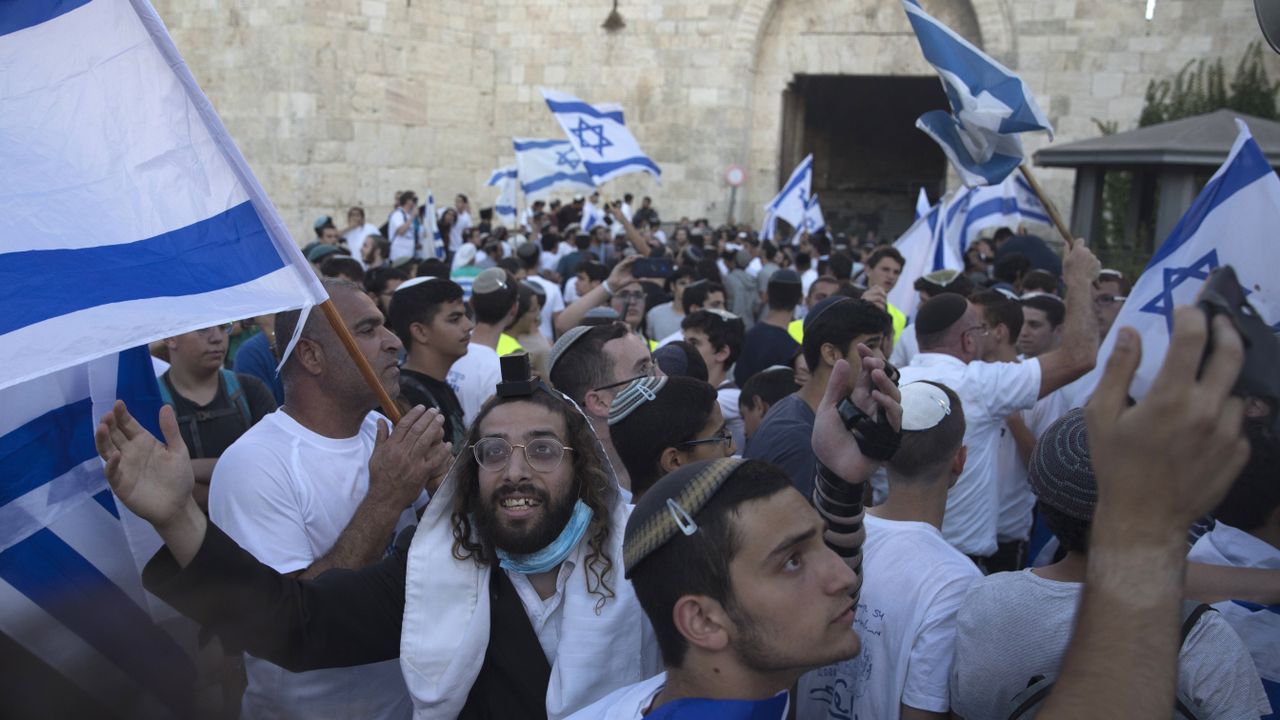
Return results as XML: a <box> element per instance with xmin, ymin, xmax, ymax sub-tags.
<box><xmin>645</xmin><ymin>301</ymin><xmax>683</xmax><ymax>342</ymax></box>
<box><xmin>951</xmin><ymin>569</ymin><xmax>1271</xmax><ymax>719</ymax></box>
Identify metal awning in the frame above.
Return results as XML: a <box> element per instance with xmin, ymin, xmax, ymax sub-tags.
<box><xmin>1034</xmin><ymin>109</ymin><xmax>1280</xmax><ymax>168</ymax></box>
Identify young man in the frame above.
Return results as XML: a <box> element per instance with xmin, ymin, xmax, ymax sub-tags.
<box><xmin>745</xmin><ymin>297</ymin><xmax>892</xmax><ymax>496</ymax></box>
<box><xmin>1093</xmin><ymin>268</ymin><xmax>1129</xmax><ymax>339</ymax></box>
<box><xmin>865</xmin><ymin>247</ymin><xmax>907</xmax><ymax>341</ymax></box>
<box><xmin>160</xmin><ymin>325</ymin><xmax>276</xmax><ymax>510</ymax></box>
<box><xmin>788</xmin><ymin>275</ymin><xmax>839</xmax><ymax>344</ymax></box>
<box><xmin>449</xmin><ymin>193</ymin><xmax>472</xmax><ymax>255</ymax></box>
<box><xmin>1017</xmin><ymin>293</ymin><xmax>1065</xmax><ymax>359</ymax></box>
<box><xmin>680</xmin><ymin>309</ymin><xmax>747</xmax><ymax>451</ymax></box>
<box><xmin>387</xmin><ymin>192</ymin><xmax>419</xmax><ymax>261</ymax></box>
<box><xmin>645</xmin><ymin>267</ymin><xmax>694</xmax><ymax>342</ymax></box>
<box><xmin>798</xmin><ymin>381</ymin><xmax>980</xmax><ymax>720</ymax></box>
<box><xmin>342</xmin><ymin>206</ymin><xmax>381</xmax><ymax>251</ymax></box>
<box><xmin>515</xmin><ymin>241</ymin><xmax>565</xmax><ymax>340</ymax></box>
<box><xmin>735</xmin><ymin>269</ymin><xmax>802</xmax><ymax>387</ymax></box>
<box><xmin>361</xmin><ymin>233</ymin><xmax>391</xmax><ymax>270</ymax></box>
<box><xmin>951</xmin><ymin>409</ymin><xmax>1270</xmax><ymax>719</ymax></box>
<box><xmin>447</xmin><ymin>268</ymin><xmax>517</xmax><ymax>426</ymax></box>
<box><xmin>738</xmin><ymin>366</ymin><xmax>798</xmax><ymax>442</ymax></box>
<box><xmin>654</xmin><ymin>280</ymin><xmax>727</xmax><ymax>348</ymax></box>
<box><xmin>387</xmin><ymin>276</ymin><xmax>472</xmax><ymax>449</ymax></box>
<box><xmin>721</xmin><ymin>249</ymin><xmax>759</xmax><ymax>328</ymax></box>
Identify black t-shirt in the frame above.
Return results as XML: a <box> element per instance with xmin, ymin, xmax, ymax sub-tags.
<box><xmin>161</xmin><ymin>371</ymin><xmax>277</xmax><ymax>458</ymax></box>
<box><xmin>399</xmin><ymin>368</ymin><xmax>467</xmax><ymax>450</ymax></box>
<box><xmin>734</xmin><ymin>322</ymin><xmax>799</xmax><ymax>387</ymax></box>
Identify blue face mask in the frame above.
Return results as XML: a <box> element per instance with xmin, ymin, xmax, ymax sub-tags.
<box><xmin>495</xmin><ymin>499</ymin><xmax>594</xmax><ymax>575</ymax></box>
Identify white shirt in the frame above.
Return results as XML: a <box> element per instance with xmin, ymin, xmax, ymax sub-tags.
<box><xmin>717</xmin><ymin>384</ymin><xmax>745</xmax><ymax>454</ymax></box>
<box><xmin>387</xmin><ymin>208</ymin><xmax>415</xmax><ymax>260</ymax></box>
<box><xmin>952</xmin><ymin>570</ymin><xmax>1271</xmax><ymax>720</ymax></box>
<box><xmin>998</xmin><ymin>387</ymin><xmax>1072</xmax><ymax>542</ymax></box>
<box><xmin>745</xmin><ymin>256</ymin><xmax>763</xmax><ymax>278</ymax></box>
<box><xmin>800</xmin><ymin>267</ymin><xmax>819</xmax><ymax>296</ymax></box>
<box><xmin>565</xmin><ymin>673</ymin><xmax>666</xmax><ymax>720</ymax></box>
<box><xmin>526</xmin><ymin>274</ymin><xmax>566</xmax><ymax>340</ymax></box>
<box><xmin>447</xmin><ymin>342</ymin><xmax>502</xmax><ymax>427</ymax></box>
<box><xmin>449</xmin><ymin>209</ymin><xmax>472</xmax><ymax>252</ymax></box>
<box><xmin>797</xmin><ymin>515</ymin><xmax>980</xmax><ymax>719</ymax></box>
<box><xmin>655</xmin><ymin>328</ymin><xmax>683</xmax><ymax>349</ymax></box>
<box><xmin>209</xmin><ymin>410</ymin><xmax>421</xmax><ymax>720</ymax></box>
<box><xmin>889</xmin><ymin>323</ymin><xmax>919</xmax><ymax>369</ymax></box>
<box><xmin>507</xmin><ymin>559</ymin><xmax>576</xmax><ymax>666</ymax></box>
<box><xmin>342</xmin><ymin>222</ymin><xmax>380</xmax><ymax>252</ymax></box>
<box><xmin>897</xmin><ymin>353</ymin><xmax>1042</xmax><ymax>557</ymax></box>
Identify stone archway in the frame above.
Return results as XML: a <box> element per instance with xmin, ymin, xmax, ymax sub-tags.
<box><xmin>733</xmin><ymin>0</ymin><xmax>1015</xmax><ymax>232</ymax></box>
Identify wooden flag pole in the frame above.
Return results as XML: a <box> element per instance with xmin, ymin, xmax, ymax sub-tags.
<box><xmin>318</xmin><ymin>299</ymin><xmax>401</xmax><ymax>424</ymax></box>
<box><xmin>1018</xmin><ymin>164</ymin><xmax>1076</xmax><ymax>249</ymax></box>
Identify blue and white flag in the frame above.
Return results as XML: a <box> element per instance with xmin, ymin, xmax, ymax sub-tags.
<box><xmin>803</xmin><ymin>194</ymin><xmax>826</xmax><ymax>234</ymax></box>
<box><xmin>0</xmin><ymin>0</ymin><xmax>328</xmax><ymax>392</ymax></box>
<box><xmin>541</xmin><ymin>88</ymin><xmax>661</xmax><ymax>185</ymax></box>
<box><xmin>1065</xmin><ymin>120</ymin><xmax>1280</xmax><ymax>407</ymax></box>
<box><xmin>902</xmin><ymin>0</ymin><xmax>1053</xmax><ymax>186</ymax></box>
<box><xmin>486</xmin><ymin>166</ymin><xmax>519</xmax><ymax>227</ymax></box>
<box><xmin>951</xmin><ymin>173</ymin><xmax>1053</xmax><ymax>249</ymax></box>
<box><xmin>512</xmin><ymin>138</ymin><xmax>597</xmax><ymax>198</ymax></box>
<box><xmin>424</xmin><ymin>191</ymin><xmax>444</xmax><ymax>259</ymax></box>
<box><xmin>916</xmin><ymin>187</ymin><xmax>932</xmax><ymax>219</ymax></box>
<box><xmin>0</xmin><ymin>346</ymin><xmax>199</xmax><ymax>717</ymax></box>
<box><xmin>889</xmin><ymin>190</ymin><xmax>966</xmax><ymax>319</ymax></box>
<box><xmin>764</xmin><ymin>154</ymin><xmax>814</xmax><ymax>234</ymax></box>
<box><xmin>582</xmin><ymin>198</ymin><xmax>606</xmax><ymax>233</ymax></box>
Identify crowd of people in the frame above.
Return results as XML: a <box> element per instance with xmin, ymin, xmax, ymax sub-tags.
<box><xmin>116</xmin><ymin>188</ymin><xmax>1278</xmax><ymax>720</ymax></box>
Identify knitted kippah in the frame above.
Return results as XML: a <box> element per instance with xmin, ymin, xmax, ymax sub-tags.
<box><xmin>623</xmin><ymin>457</ymin><xmax>745</xmax><ymax>577</ymax></box>
<box><xmin>607</xmin><ymin>377</ymin><xmax>668</xmax><ymax>426</ymax></box>
<box><xmin>1028</xmin><ymin>408</ymin><xmax>1096</xmax><ymax>521</ymax></box>
<box><xmin>548</xmin><ymin>325</ymin><xmax>592</xmax><ymax>376</ymax></box>
<box><xmin>914</xmin><ymin>293</ymin><xmax>969</xmax><ymax>336</ymax></box>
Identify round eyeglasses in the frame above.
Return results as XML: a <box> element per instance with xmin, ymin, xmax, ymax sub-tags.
<box><xmin>471</xmin><ymin>437</ymin><xmax>574</xmax><ymax>473</ymax></box>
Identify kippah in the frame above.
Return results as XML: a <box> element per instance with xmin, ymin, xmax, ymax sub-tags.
<box><xmin>702</xmin><ymin>307</ymin><xmax>739</xmax><ymax>322</ymax></box>
<box><xmin>653</xmin><ymin>343</ymin><xmax>692</xmax><ymax>377</ymax></box>
<box><xmin>624</xmin><ymin>457</ymin><xmax>745</xmax><ymax>576</ymax></box>
<box><xmin>472</xmin><ymin>268</ymin><xmax>509</xmax><ymax>295</ymax></box>
<box><xmin>520</xmin><ymin>280</ymin><xmax>546</xmax><ymax>300</ymax></box>
<box><xmin>515</xmin><ymin>242</ymin><xmax>540</xmax><ymax>261</ymax></box>
<box><xmin>1028</xmin><ymin>408</ymin><xmax>1096</xmax><ymax>521</ymax></box>
<box><xmin>803</xmin><ymin>296</ymin><xmax>852</xmax><ymax>332</ymax></box>
<box><xmin>608</xmin><ymin>377</ymin><xmax>668</xmax><ymax>425</ymax></box>
<box><xmin>769</xmin><ymin>269</ymin><xmax>802</xmax><ymax>286</ymax></box>
<box><xmin>394</xmin><ymin>275</ymin><xmax>448</xmax><ymax>293</ymax></box>
<box><xmin>914</xmin><ymin>293</ymin><xmax>969</xmax><ymax>336</ymax></box>
<box><xmin>913</xmin><ymin>268</ymin><xmax>974</xmax><ymax>298</ymax></box>
<box><xmin>900</xmin><ymin>382</ymin><xmax>952</xmax><ymax>431</ymax></box>
<box><xmin>585</xmin><ymin>306</ymin><xmax>621</xmax><ymax>321</ymax></box>
<box><xmin>1020</xmin><ymin>291</ymin><xmax>1065</xmax><ymax>306</ymax></box>
<box><xmin>548</xmin><ymin>325</ymin><xmax>592</xmax><ymax>376</ymax></box>
<box><xmin>306</xmin><ymin>244</ymin><xmax>341</xmax><ymax>262</ymax></box>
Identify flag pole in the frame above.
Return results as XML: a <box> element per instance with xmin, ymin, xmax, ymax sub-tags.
<box><xmin>318</xmin><ymin>299</ymin><xmax>402</xmax><ymax>424</ymax></box>
<box><xmin>1017</xmin><ymin>164</ymin><xmax>1076</xmax><ymax>249</ymax></box>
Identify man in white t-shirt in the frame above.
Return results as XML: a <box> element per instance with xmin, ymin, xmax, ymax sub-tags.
<box><xmin>341</xmin><ymin>206</ymin><xmax>381</xmax><ymax>251</ymax></box>
<box><xmin>446</xmin><ymin>268</ymin><xmax>517</xmax><ymax>426</ymax></box>
<box><xmin>448</xmin><ymin>194</ymin><xmax>472</xmax><ymax>254</ymax></box>
<box><xmin>897</xmin><ymin>243</ymin><xmax>1101</xmax><ymax>560</ymax></box>
<box><xmin>514</xmin><ymin>241</ymin><xmax>565</xmax><ymax>340</ymax></box>
<box><xmin>209</xmin><ymin>278</ymin><xmax>452</xmax><ymax>720</ymax></box>
<box><xmin>951</xmin><ymin>409</ymin><xmax>1271</xmax><ymax>719</ymax></box>
<box><xmin>387</xmin><ymin>192</ymin><xmax>419</xmax><ymax>260</ymax></box>
<box><xmin>798</xmin><ymin>381</ymin><xmax>980</xmax><ymax>720</ymax></box>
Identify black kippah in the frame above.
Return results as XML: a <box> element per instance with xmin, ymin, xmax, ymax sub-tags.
<box><xmin>915</xmin><ymin>293</ymin><xmax>969</xmax><ymax>336</ymax></box>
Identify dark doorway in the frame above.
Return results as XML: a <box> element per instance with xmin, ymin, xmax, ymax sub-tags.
<box><xmin>780</xmin><ymin>75</ymin><xmax>949</xmax><ymax>242</ymax></box>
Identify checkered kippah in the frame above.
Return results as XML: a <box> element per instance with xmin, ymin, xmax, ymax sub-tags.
<box><xmin>548</xmin><ymin>325</ymin><xmax>592</xmax><ymax>376</ymax></box>
<box><xmin>1028</xmin><ymin>408</ymin><xmax>1097</xmax><ymax>521</ymax></box>
<box><xmin>608</xmin><ymin>377</ymin><xmax>668</xmax><ymax>426</ymax></box>
<box><xmin>623</xmin><ymin>457</ymin><xmax>745</xmax><ymax>577</ymax></box>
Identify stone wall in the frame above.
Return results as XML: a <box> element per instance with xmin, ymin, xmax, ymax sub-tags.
<box><xmin>153</xmin><ymin>0</ymin><xmax>1280</xmax><ymax>245</ymax></box>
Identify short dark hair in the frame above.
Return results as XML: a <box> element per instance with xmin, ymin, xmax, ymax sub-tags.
<box><xmin>867</xmin><ymin>247</ymin><xmax>905</xmax><ymax>271</ymax></box>
<box><xmin>1022</xmin><ymin>293</ymin><xmax>1065</xmax><ymax>327</ymax></box>
<box><xmin>549</xmin><ymin>322</ymin><xmax>631</xmax><ymax>403</ymax></box>
<box><xmin>417</xmin><ymin>259</ymin><xmax>450</xmax><ymax>280</ymax></box>
<box><xmin>471</xmin><ymin>272</ymin><xmax>519</xmax><ymax>326</ymax></box>
<box><xmin>994</xmin><ymin>252</ymin><xmax>1031</xmax><ymax>284</ymax></box>
<box><xmin>680</xmin><ymin>281</ymin><xmax>724</xmax><ymax>314</ymax></box>
<box><xmin>576</xmin><ymin>260</ymin><xmax>607</xmax><ymax>283</ymax></box>
<box><xmin>739</xmin><ymin>367</ymin><xmax>798</xmax><ymax>411</ymax></box>
<box><xmin>993</xmin><ymin>227</ymin><xmax>1015</xmax><ymax>243</ymax></box>
<box><xmin>630</xmin><ymin>461</ymin><xmax>794</xmax><ymax>667</ymax></box>
<box><xmin>887</xmin><ymin>382</ymin><xmax>965</xmax><ymax>477</ymax></box>
<box><xmin>611</xmin><ymin>377</ymin><xmax>720</xmax><ymax>496</ymax></box>
<box><xmin>969</xmin><ymin>290</ymin><xmax>1023</xmax><ymax>339</ymax></box>
<box><xmin>681</xmin><ymin>310</ymin><xmax>745</xmax><ymax>368</ymax></box>
<box><xmin>1212</xmin><ymin>422</ymin><xmax>1280</xmax><ymax>532</ymax></box>
<box><xmin>320</xmin><ymin>255</ymin><xmax>365</xmax><ymax>284</ymax></box>
<box><xmin>766</xmin><ymin>278</ymin><xmax>802</xmax><ymax>312</ymax></box>
<box><xmin>1022</xmin><ymin>270</ymin><xmax>1059</xmax><ymax>296</ymax></box>
<box><xmin>387</xmin><ymin>279</ymin><xmax>465</xmax><ymax>346</ymax></box>
<box><xmin>802</xmin><ymin>299</ymin><xmax>891</xmax><ymax>371</ymax></box>
<box><xmin>1041</xmin><ymin>501</ymin><xmax>1090</xmax><ymax>555</ymax></box>
<box><xmin>827</xmin><ymin>253</ymin><xmax>854</xmax><ymax>281</ymax></box>
<box><xmin>367</xmin><ymin>235</ymin><xmax>391</xmax><ymax>259</ymax></box>
<box><xmin>363</xmin><ymin>266</ymin><xmax>407</xmax><ymax>297</ymax></box>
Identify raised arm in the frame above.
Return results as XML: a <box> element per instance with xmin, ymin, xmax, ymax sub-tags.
<box><xmin>607</xmin><ymin>202</ymin><xmax>649</xmax><ymax>256</ymax></box>
<box><xmin>553</xmin><ymin>255</ymin><xmax>637</xmax><ymax>335</ymax></box>
<box><xmin>1035</xmin><ymin>243</ymin><xmax>1101</xmax><ymax>398</ymax></box>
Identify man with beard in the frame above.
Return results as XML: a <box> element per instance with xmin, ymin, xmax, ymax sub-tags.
<box><xmin>361</xmin><ymin>233</ymin><xmax>391</xmax><ymax>270</ymax></box>
<box><xmin>95</xmin><ymin>322</ymin><xmax>900</xmax><ymax>719</ymax></box>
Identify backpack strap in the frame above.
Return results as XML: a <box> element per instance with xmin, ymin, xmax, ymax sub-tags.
<box><xmin>1173</xmin><ymin>602</ymin><xmax>1216</xmax><ymax>720</ymax></box>
<box><xmin>221</xmin><ymin>369</ymin><xmax>252</xmax><ymax>428</ymax></box>
<box><xmin>1007</xmin><ymin>675</ymin><xmax>1054</xmax><ymax>720</ymax></box>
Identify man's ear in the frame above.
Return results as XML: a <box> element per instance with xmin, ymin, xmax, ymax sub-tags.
<box><xmin>712</xmin><ymin>344</ymin><xmax>731</xmax><ymax>367</ymax></box>
<box><xmin>295</xmin><ymin>337</ymin><xmax>325</xmax><ymax>377</ymax></box>
<box><xmin>583</xmin><ymin>389</ymin><xmax>612</xmax><ymax>420</ymax></box>
<box><xmin>410</xmin><ymin>321</ymin><xmax>431</xmax><ymax>347</ymax></box>
<box><xmin>659</xmin><ymin>446</ymin><xmax>684</xmax><ymax>475</ymax></box>
<box><xmin>671</xmin><ymin>595</ymin><xmax>731</xmax><ymax>656</ymax></box>
<box><xmin>820</xmin><ymin>341</ymin><xmax>843</xmax><ymax>369</ymax></box>
<box><xmin>948</xmin><ymin>445</ymin><xmax>968</xmax><ymax>488</ymax></box>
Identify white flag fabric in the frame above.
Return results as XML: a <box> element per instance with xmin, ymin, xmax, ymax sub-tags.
<box><xmin>764</xmin><ymin>154</ymin><xmax>813</xmax><ymax>231</ymax></box>
<box><xmin>1064</xmin><ymin>120</ymin><xmax>1280</xmax><ymax>408</ymax></box>
<box><xmin>581</xmin><ymin>199</ymin><xmax>606</xmax><ymax>233</ymax></box>
<box><xmin>0</xmin><ymin>0</ymin><xmax>327</xmax><ymax>392</ymax></box>
<box><xmin>916</xmin><ymin>187</ymin><xmax>931</xmax><ymax>219</ymax></box>
<box><xmin>803</xmin><ymin>194</ymin><xmax>826</xmax><ymax>233</ymax></box>
<box><xmin>0</xmin><ymin>346</ymin><xmax>200</xmax><ymax>717</ymax></box>
<box><xmin>486</xmin><ymin>166</ymin><xmax>519</xmax><ymax>227</ymax></box>
<box><xmin>902</xmin><ymin>0</ymin><xmax>1053</xmax><ymax>186</ymax></box>
<box><xmin>889</xmin><ymin>190</ymin><xmax>966</xmax><ymax>319</ymax></box>
<box><xmin>512</xmin><ymin>138</ymin><xmax>597</xmax><ymax>199</ymax></box>
<box><xmin>540</xmin><ymin>88</ymin><xmax>661</xmax><ymax>185</ymax></box>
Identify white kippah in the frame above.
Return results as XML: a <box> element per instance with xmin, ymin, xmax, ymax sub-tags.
<box><xmin>900</xmin><ymin>382</ymin><xmax>952</xmax><ymax>431</ymax></box>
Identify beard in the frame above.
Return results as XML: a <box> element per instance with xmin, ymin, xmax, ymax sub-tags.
<box><xmin>727</xmin><ymin>598</ymin><xmax>860</xmax><ymax>675</ymax></box>
<box><xmin>472</xmin><ymin>481</ymin><xmax>578</xmax><ymax>555</ymax></box>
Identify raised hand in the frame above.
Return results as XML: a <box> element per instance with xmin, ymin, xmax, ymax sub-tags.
<box><xmin>367</xmin><ymin>406</ymin><xmax>450</xmax><ymax>507</ymax></box>
<box><xmin>812</xmin><ymin>345</ymin><xmax>902</xmax><ymax>485</ymax></box>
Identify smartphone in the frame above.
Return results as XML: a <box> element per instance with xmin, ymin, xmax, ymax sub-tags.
<box><xmin>632</xmin><ymin>257</ymin><xmax>676</xmax><ymax>279</ymax></box>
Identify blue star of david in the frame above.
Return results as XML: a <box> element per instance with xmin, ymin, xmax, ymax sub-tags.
<box><xmin>570</xmin><ymin>118</ymin><xmax>612</xmax><ymax>156</ymax></box>
<box><xmin>1138</xmin><ymin>250</ymin><xmax>1220</xmax><ymax>334</ymax></box>
<box><xmin>555</xmin><ymin>149</ymin><xmax>581</xmax><ymax>170</ymax></box>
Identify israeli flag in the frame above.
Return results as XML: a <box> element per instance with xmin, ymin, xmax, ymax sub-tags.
<box><xmin>512</xmin><ymin>138</ymin><xmax>596</xmax><ymax>198</ymax></box>
<box><xmin>760</xmin><ymin>207</ymin><xmax>779</xmax><ymax>242</ymax></box>
<box><xmin>582</xmin><ymin>198</ymin><xmax>606</xmax><ymax>233</ymax></box>
<box><xmin>485</xmin><ymin>166</ymin><xmax>519</xmax><ymax>227</ymax></box>
<box><xmin>0</xmin><ymin>0</ymin><xmax>327</xmax><ymax>392</ymax></box>
<box><xmin>0</xmin><ymin>346</ymin><xmax>200</xmax><ymax>717</ymax></box>
<box><xmin>889</xmin><ymin>190</ymin><xmax>966</xmax><ymax>319</ymax></box>
<box><xmin>916</xmin><ymin>188</ymin><xmax>932</xmax><ymax>220</ymax></box>
<box><xmin>423</xmin><ymin>191</ymin><xmax>444</xmax><ymax>259</ymax></box>
<box><xmin>541</xmin><ymin>88</ymin><xmax>661</xmax><ymax>184</ymax></box>
<box><xmin>902</xmin><ymin>0</ymin><xmax>1053</xmax><ymax>186</ymax></box>
<box><xmin>763</xmin><ymin>154</ymin><xmax>814</xmax><ymax>239</ymax></box>
<box><xmin>1066</xmin><ymin>120</ymin><xmax>1280</xmax><ymax>407</ymax></box>
<box><xmin>952</xmin><ymin>174</ymin><xmax>1053</xmax><ymax>249</ymax></box>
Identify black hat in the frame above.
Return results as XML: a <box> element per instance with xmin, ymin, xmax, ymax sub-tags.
<box><xmin>914</xmin><ymin>293</ymin><xmax>969</xmax><ymax>336</ymax></box>
<box><xmin>768</xmin><ymin>269</ymin><xmax>802</xmax><ymax>287</ymax></box>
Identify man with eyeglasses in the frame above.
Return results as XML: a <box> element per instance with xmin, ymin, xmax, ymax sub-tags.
<box><xmin>159</xmin><ymin>323</ymin><xmax>277</xmax><ymax>511</ymax></box>
<box><xmin>897</xmin><ymin>243</ymin><xmax>1102</xmax><ymax>564</ymax></box>
<box><xmin>1094</xmin><ymin>268</ymin><xmax>1130</xmax><ymax>339</ymax></box>
<box><xmin>681</xmin><ymin>309</ymin><xmax>748</xmax><ymax>452</ymax></box>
